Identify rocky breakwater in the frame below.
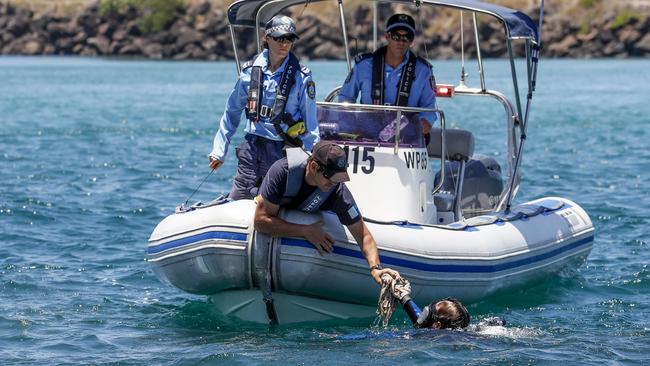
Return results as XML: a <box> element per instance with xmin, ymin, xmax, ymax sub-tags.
<box><xmin>1</xmin><ymin>1</ymin><xmax>650</xmax><ymax>59</ymax></box>
<box><xmin>0</xmin><ymin>1</ymin><xmax>245</xmax><ymax>60</ymax></box>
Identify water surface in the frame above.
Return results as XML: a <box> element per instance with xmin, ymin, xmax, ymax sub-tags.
<box><xmin>1</xmin><ymin>57</ymin><xmax>649</xmax><ymax>365</ymax></box>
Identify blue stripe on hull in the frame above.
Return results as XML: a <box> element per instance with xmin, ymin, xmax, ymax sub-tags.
<box><xmin>148</xmin><ymin>231</ymin><xmax>248</xmax><ymax>255</ymax></box>
<box><xmin>281</xmin><ymin>235</ymin><xmax>594</xmax><ymax>273</ymax></box>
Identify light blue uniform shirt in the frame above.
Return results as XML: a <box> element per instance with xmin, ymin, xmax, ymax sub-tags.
<box><xmin>210</xmin><ymin>50</ymin><xmax>319</xmax><ymax>161</ymax></box>
<box><xmin>338</xmin><ymin>50</ymin><xmax>437</xmax><ymax>125</ymax></box>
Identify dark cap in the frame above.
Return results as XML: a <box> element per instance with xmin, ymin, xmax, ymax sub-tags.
<box><xmin>311</xmin><ymin>141</ymin><xmax>350</xmax><ymax>183</ymax></box>
<box><xmin>386</xmin><ymin>13</ymin><xmax>416</xmax><ymax>37</ymax></box>
<box><xmin>265</xmin><ymin>15</ymin><xmax>299</xmax><ymax>39</ymax></box>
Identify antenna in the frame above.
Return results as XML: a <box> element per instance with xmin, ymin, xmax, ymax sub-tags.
<box><xmin>459</xmin><ymin>11</ymin><xmax>468</xmax><ymax>88</ymax></box>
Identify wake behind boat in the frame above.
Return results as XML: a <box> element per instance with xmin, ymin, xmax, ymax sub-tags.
<box><xmin>147</xmin><ymin>0</ymin><xmax>594</xmax><ymax>324</ymax></box>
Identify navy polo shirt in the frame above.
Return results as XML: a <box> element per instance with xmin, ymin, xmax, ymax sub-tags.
<box><xmin>259</xmin><ymin>158</ymin><xmax>362</xmax><ymax>225</ymax></box>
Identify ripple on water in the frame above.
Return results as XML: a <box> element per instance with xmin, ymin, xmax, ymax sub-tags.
<box><xmin>1</xmin><ymin>58</ymin><xmax>650</xmax><ymax>364</ymax></box>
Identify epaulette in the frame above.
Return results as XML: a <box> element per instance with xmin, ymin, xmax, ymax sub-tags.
<box><xmin>354</xmin><ymin>52</ymin><xmax>373</xmax><ymax>64</ymax></box>
<box><xmin>416</xmin><ymin>56</ymin><xmax>433</xmax><ymax>68</ymax></box>
<box><xmin>300</xmin><ymin>65</ymin><xmax>312</xmax><ymax>75</ymax></box>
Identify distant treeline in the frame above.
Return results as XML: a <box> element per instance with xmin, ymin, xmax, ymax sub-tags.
<box><xmin>1</xmin><ymin>0</ymin><xmax>650</xmax><ymax>59</ymax></box>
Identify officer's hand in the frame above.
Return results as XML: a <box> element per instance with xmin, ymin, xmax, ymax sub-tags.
<box><xmin>302</xmin><ymin>221</ymin><xmax>334</xmax><ymax>256</ymax></box>
<box><xmin>372</xmin><ymin>267</ymin><xmax>400</xmax><ymax>285</ymax></box>
<box><xmin>209</xmin><ymin>157</ymin><xmax>223</xmax><ymax>171</ymax></box>
<box><xmin>420</xmin><ymin>119</ymin><xmax>432</xmax><ymax>134</ymax></box>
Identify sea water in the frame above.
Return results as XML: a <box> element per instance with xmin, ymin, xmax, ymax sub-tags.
<box><xmin>1</xmin><ymin>57</ymin><xmax>649</xmax><ymax>365</ymax></box>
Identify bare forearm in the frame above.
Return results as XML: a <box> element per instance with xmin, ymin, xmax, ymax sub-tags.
<box><xmin>255</xmin><ymin>213</ymin><xmax>306</xmax><ymax>238</ymax></box>
<box><xmin>349</xmin><ymin>221</ymin><xmax>380</xmax><ymax>267</ymax></box>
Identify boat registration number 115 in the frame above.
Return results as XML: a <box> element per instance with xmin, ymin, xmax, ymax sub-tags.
<box><xmin>343</xmin><ymin>146</ymin><xmax>375</xmax><ymax>174</ymax></box>
<box><xmin>342</xmin><ymin>146</ymin><xmax>428</xmax><ymax>174</ymax></box>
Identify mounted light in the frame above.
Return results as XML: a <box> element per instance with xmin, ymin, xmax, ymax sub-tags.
<box><xmin>436</xmin><ymin>84</ymin><xmax>454</xmax><ymax>98</ymax></box>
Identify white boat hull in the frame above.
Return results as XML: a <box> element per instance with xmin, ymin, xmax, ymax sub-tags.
<box><xmin>147</xmin><ymin>197</ymin><xmax>594</xmax><ymax>324</ymax></box>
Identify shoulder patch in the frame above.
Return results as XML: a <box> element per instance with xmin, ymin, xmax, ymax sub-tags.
<box><xmin>354</xmin><ymin>52</ymin><xmax>373</xmax><ymax>64</ymax></box>
<box><xmin>300</xmin><ymin>65</ymin><xmax>312</xmax><ymax>75</ymax></box>
<box><xmin>306</xmin><ymin>80</ymin><xmax>316</xmax><ymax>100</ymax></box>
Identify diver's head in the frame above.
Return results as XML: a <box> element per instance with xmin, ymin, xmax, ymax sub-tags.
<box><xmin>416</xmin><ymin>297</ymin><xmax>470</xmax><ymax>330</ymax></box>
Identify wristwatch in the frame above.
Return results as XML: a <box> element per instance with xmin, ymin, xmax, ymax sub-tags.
<box><xmin>369</xmin><ymin>264</ymin><xmax>382</xmax><ymax>273</ymax></box>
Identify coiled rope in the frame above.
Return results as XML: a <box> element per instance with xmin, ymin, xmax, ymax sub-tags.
<box><xmin>376</xmin><ymin>273</ymin><xmax>411</xmax><ymax>326</ymax></box>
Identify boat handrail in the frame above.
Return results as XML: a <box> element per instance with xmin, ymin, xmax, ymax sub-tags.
<box><xmin>446</xmin><ymin>86</ymin><xmax>520</xmax><ymax>212</ymax></box>
<box><xmin>316</xmin><ymin>101</ymin><xmax>440</xmax><ymax>114</ymax></box>
<box><xmin>324</xmin><ymin>86</ymin><xmax>342</xmax><ymax>103</ymax></box>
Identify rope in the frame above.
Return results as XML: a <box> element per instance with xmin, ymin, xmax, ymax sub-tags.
<box><xmin>183</xmin><ymin>168</ymin><xmax>214</xmax><ymax>207</ymax></box>
<box><xmin>376</xmin><ymin>273</ymin><xmax>411</xmax><ymax>326</ymax></box>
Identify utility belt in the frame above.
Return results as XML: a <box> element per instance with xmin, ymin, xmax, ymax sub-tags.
<box><xmin>257</xmin><ymin>105</ymin><xmax>305</xmax><ymax>136</ymax></box>
<box><xmin>249</xmin><ymin>104</ymin><xmax>305</xmax><ymax>147</ymax></box>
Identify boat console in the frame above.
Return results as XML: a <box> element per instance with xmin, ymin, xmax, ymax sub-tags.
<box><xmin>316</xmin><ymin>102</ymin><xmax>443</xmax><ymax>224</ymax></box>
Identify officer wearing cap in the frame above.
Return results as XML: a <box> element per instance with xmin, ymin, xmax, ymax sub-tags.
<box><xmin>254</xmin><ymin>142</ymin><xmax>400</xmax><ymax>284</ymax></box>
<box><xmin>338</xmin><ymin>13</ymin><xmax>436</xmax><ymax>140</ymax></box>
<box><xmin>209</xmin><ymin>15</ymin><xmax>319</xmax><ymax>200</ymax></box>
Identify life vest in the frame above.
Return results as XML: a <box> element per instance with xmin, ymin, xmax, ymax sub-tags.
<box><xmin>245</xmin><ymin>53</ymin><xmax>307</xmax><ymax>147</ymax></box>
<box><xmin>369</xmin><ymin>46</ymin><xmax>418</xmax><ymax>106</ymax></box>
<box><xmin>281</xmin><ymin>148</ymin><xmax>335</xmax><ymax>212</ymax></box>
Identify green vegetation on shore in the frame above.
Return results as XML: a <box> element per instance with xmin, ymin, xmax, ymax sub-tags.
<box><xmin>99</xmin><ymin>0</ymin><xmax>183</xmax><ymax>33</ymax></box>
<box><xmin>2</xmin><ymin>0</ymin><xmax>650</xmax><ymax>59</ymax></box>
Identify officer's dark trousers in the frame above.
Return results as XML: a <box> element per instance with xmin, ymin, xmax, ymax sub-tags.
<box><xmin>230</xmin><ymin>134</ymin><xmax>284</xmax><ymax>200</ymax></box>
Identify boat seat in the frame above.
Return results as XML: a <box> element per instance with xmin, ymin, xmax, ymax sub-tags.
<box><xmin>428</xmin><ymin>128</ymin><xmax>475</xmax><ymax>223</ymax></box>
<box><xmin>427</xmin><ymin>127</ymin><xmax>474</xmax><ymax>161</ymax></box>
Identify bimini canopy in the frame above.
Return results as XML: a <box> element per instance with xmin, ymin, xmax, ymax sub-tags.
<box><xmin>227</xmin><ymin>0</ymin><xmax>539</xmax><ymax>43</ymax></box>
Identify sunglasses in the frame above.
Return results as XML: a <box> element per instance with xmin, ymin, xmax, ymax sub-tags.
<box><xmin>315</xmin><ymin>162</ymin><xmax>336</xmax><ymax>180</ymax></box>
<box><xmin>389</xmin><ymin>31</ymin><xmax>414</xmax><ymax>43</ymax></box>
<box><xmin>271</xmin><ymin>35</ymin><xmax>297</xmax><ymax>44</ymax></box>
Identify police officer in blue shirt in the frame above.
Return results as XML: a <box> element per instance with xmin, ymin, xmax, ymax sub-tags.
<box><xmin>209</xmin><ymin>15</ymin><xmax>319</xmax><ymax>200</ymax></box>
<box><xmin>338</xmin><ymin>13</ymin><xmax>436</xmax><ymax>140</ymax></box>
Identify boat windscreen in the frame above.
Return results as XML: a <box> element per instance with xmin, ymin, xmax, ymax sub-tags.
<box><xmin>317</xmin><ymin>105</ymin><xmax>425</xmax><ymax>148</ymax></box>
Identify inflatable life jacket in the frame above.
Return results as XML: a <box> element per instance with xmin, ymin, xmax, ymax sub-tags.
<box><xmin>367</xmin><ymin>46</ymin><xmax>418</xmax><ymax>106</ymax></box>
<box><xmin>245</xmin><ymin>53</ymin><xmax>307</xmax><ymax>147</ymax></box>
<box><xmin>281</xmin><ymin>148</ymin><xmax>335</xmax><ymax>212</ymax></box>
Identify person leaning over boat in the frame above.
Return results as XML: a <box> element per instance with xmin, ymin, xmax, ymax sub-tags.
<box><xmin>208</xmin><ymin>15</ymin><xmax>319</xmax><ymax>200</ymax></box>
<box><xmin>254</xmin><ymin>141</ymin><xmax>399</xmax><ymax>284</ymax></box>
<box><xmin>338</xmin><ymin>13</ymin><xmax>436</xmax><ymax>142</ymax></box>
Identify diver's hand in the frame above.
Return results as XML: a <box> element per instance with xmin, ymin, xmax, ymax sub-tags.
<box><xmin>208</xmin><ymin>156</ymin><xmax>223</xmax><ymax>171</ymax></box>
<box><xmin>371</xmin><ymin>267</ymin><xmax>400</xmax><ymax>284</ymax></box>
<box><xmin>301</xmin><ymin>221</ymin><xmax>334</xmax><ymax>256</ymax></box>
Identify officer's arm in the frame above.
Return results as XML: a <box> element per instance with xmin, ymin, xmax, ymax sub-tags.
<box><xmin>337</xmin><ymin>65</ymin><xmax>360</xmax><ymax>103</ymax></box>
<box><xmin>298</xmin><ymin>74</ymin><xmax>320</xmax><ymax>151</ymax></box>
<box><xmin>417</xmin><ymin>65</ymin><xmax>438</xmax><ymax>129</ymax></box>
<box><xmin>254</xmin><ymin>196</ymin><xmax>334</xmax><ymax>255</ymax></box>
<box><xmin>346</xmin><ymin>218</ymin><xmax>399</xmax><ymax>284</ymax></box>
<box><xmin>209</xmin><ymin>75</ymin><xmax>248</xmax><ymax>162</ymax></box>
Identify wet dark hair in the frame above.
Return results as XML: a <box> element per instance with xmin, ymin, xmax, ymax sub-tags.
<box><xmin>416</xmin><ymin>297</ymin><xmax>470</xmax><ymax>329</ymax></box>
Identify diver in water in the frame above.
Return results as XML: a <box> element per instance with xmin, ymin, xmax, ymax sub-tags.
<box><xmin>400</xmin><ymin>295</ymin><xmax>471</xmax><ymax>329</ymax></box>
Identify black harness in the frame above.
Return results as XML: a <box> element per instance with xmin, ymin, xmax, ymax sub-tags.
<box><xmin>371</xmin><ymin>46</ymin><xmax>418</xmax><ymax>106</ymax></box>
<box><xmin>246</xmin><ymin>53</ymin><xmax>304</xmax><ymax>147</ymax></box>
